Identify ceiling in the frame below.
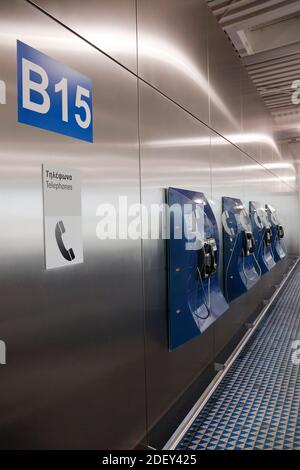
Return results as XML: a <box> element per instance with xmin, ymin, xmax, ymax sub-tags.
<box><xmin>207</xmin><ymin>0</ymin><xmax>300</xmax><ymax>143</ymax></box>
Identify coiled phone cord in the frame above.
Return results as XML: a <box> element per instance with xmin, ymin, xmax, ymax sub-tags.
<box><xmin>263</xmin><ymin>238</ymin><xmax>274</xmax><ymax>262</ymax></box>
<box><xmin>252</xmin><ymin>251</ymin><xmax>262</xmax><ymax>278</ymax></box>
<box><xmin>224</xmin><ymin>231</ymin><xmax>240</xmax><ymax>301</ymax></box>
<box><xmin>269</xmin><ymin>236</ymin><xmax>275</xmax><ymax>260</ymax></box>
<box><xmin>257</xmin><ymin>228</ymin><xmax>266</xmax><ymax>258</ymax></box>
<box><xmin>274</xmin><ymin>231</ymin><xmax>287</xmax><ymax>255</ymax></box>
<box><xmin>241</xmin><ymin>248</ymin><xmax>261</xmax><ymax>281</ymax></box>
<box><xmin>195</xmin><ymin>267</ymin><xmax>210</xmax><ymax>320</ymax></box>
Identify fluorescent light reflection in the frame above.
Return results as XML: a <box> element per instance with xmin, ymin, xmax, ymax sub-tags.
<box><xmin>144</xmin><ymin>133</ymin><xmax>280</xmax><ymax>149</ymax></box>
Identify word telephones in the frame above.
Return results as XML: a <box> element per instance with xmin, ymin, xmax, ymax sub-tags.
<box><xmin>197</xmin><ymin>238</ymin><xmax>217</xmax><ymax>280</ymax></box>
<box><xmin>55</xmin><ymin>220</ymin><xmax>75</xmax><ymax>262</ymax></box>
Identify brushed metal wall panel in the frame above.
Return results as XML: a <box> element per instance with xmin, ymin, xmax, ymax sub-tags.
<box><xmin>210</xmin><ymin>136</ymin><xmax>244</xmax><ymax>200</ymax></box>
<box><xmin>30</xmin><ymin>0</ymin><xmax>137</xmax><ymax>72</ymax></box>
<box><xmin>138</xmin><ymin>81</ymin><xmax>214</xmax><ymax>433</ymax></box>
<box><xmin>0</xmin><ymin>1</ymin><xmax>145</xmax><ymax>449</ymax></box>
<box><xmin>275</xmin><ymin>142</ymin><xmax>297</xmax><ymax>191</ymax></box>
<box><xmin>137</xmin><ymin>0</ymin><xmax>209</xmax><ymax>124</ymax></box>
<box><xmin>241</xmin><ymin>153</ymin><xmax>265</xmax><ymax>203</ymax></box>
<box><xmin>206</xmin><ymin>8</ymin><xmax>242</xmax><ymax>137</ymax></box>
<box><xmin>241</xmin><ymin>68</ymin><xmax>274</xmax><ymax>165</ymax></box>
<box><xmin>137</xmin><ymin>0</ymin><xmax>297</xmax><ymax>192</ymax></box>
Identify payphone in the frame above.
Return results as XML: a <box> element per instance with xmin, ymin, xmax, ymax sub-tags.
<box><xmin>168</xmin><ymin>187</ymin><xmax>228</xmax><ymax>350</ymax></box>
<box><xmin>265</xmin><ymin>204</ymin><xmax>286</xmax><ymax>262</ymax></box>
<box><xmin>249</xmin><ymin>201</ymin><xmax>275</xmax><ymax>274</ymax></box>
<box><xmin>222</xmin><ymin>197</ymin><xmax>261</xmax><ymax>303</ymax></box>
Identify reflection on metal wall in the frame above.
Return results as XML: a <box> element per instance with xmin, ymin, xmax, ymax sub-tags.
<box><xmin>31</xmin><ymin>0</ymin><xmax>138</xmax><ymax>72</ymax></box>
<box><xmin>0</xmin><ymin>0</ymin><xmax>298</xmax><ymax>450</ymax></box>
<box><xmin>137</xmin><ymin>0</ymin><xmax>209</xmax><ymax>124</ymax></box>
<box><xmin>0</xmin><ymin>0</ymin><xmax>145</xmax><ymax>449</ymax></box>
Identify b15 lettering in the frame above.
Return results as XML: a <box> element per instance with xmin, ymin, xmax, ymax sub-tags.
<box><xmin>17</xmin><ymin>40</ymin><xmax>93</xmax><ymax>142</ymax></box>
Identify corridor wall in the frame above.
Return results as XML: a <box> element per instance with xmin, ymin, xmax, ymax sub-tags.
<box><xmin>0</xmin><ymin>0</ymin><xmax>298</xmax><ymax>449</ymax></box>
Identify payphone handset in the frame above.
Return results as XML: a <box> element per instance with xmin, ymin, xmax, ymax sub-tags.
<box><xmin>278</xmin><ymin>225</ymin><xmax>284</xmax><ymax>239</ymax></box>
<box><xmin>186</xmin><ymin>205</ymin><xmax>218</xmax><ymax>281</ymax></box>
<box><xmin>239</xmin><ymin>208</ymin><xmax>256</xmax><ymax>257</ymax></box>
<box><xmin>243</xmin><ymin>231</ymin><xmax>255</xmax><ymax>256</ymax></box>
<box><xmin>197</xmin><ymin>237</ymin><xmax>217</xmax><ymax>280</ymax></box>
<box><xmin>255</xmin><ymin>206</ymin><xmax>272</xmax><ymax>248</ymax></box>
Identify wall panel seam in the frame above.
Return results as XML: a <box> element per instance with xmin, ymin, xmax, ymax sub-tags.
<box><xmin>135</xmin><ymin>0</ymin><xmax>150</xmax><ymax>448</ymax></box>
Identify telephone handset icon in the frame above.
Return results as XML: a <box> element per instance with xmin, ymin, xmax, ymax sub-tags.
<box><xmin>55</xmin><ymin>220</ymin><xmax>75</xmax><ymax>261</ymax></box>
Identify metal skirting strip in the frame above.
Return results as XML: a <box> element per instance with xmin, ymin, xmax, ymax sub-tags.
<box><xmin>164</xmin><ymin>258</ymin><xmax>300</xmax><ymax>450</ymax></box>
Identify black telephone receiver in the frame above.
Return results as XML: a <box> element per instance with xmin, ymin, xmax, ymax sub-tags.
<box><xmin>278</xmin><ymin>225</ymin><xmax>284</xmax><ymax>239</ymax></box>
<box><xmin>55</xmin><ymin>220</ymin><xmax>75</xmax><ymax>262</ymax></box>
<box><xmin>197</xmin><ymin>238</ymin><xmax>217</xmax><ymax>280</ymax></box>
<box><xmin>243</xmin><ymin>231</ymin><xmax>255</xmax><ymax>256</ymax></box>
<box><xmin>264</xmin><ymin>227</ymin><xmax>272</xmax><ymax>245</ymax></box>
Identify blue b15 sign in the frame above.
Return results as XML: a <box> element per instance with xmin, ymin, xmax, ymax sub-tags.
<box><xmin>17</xmin><ymin>40</ymin><xmax>93</xmax><ymax>143</ymax></box>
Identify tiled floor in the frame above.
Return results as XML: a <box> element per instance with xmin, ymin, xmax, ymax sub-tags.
<box><xmin>177</xmin><ymin>263</ymin><xmax>300</xmax><ymax>450</ymax></box>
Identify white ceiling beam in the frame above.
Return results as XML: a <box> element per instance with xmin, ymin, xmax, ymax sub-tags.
<box><xmin>242</xmin><ymin>40</ymin><xmax>300</xmax><ymax>65</ymax></box>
